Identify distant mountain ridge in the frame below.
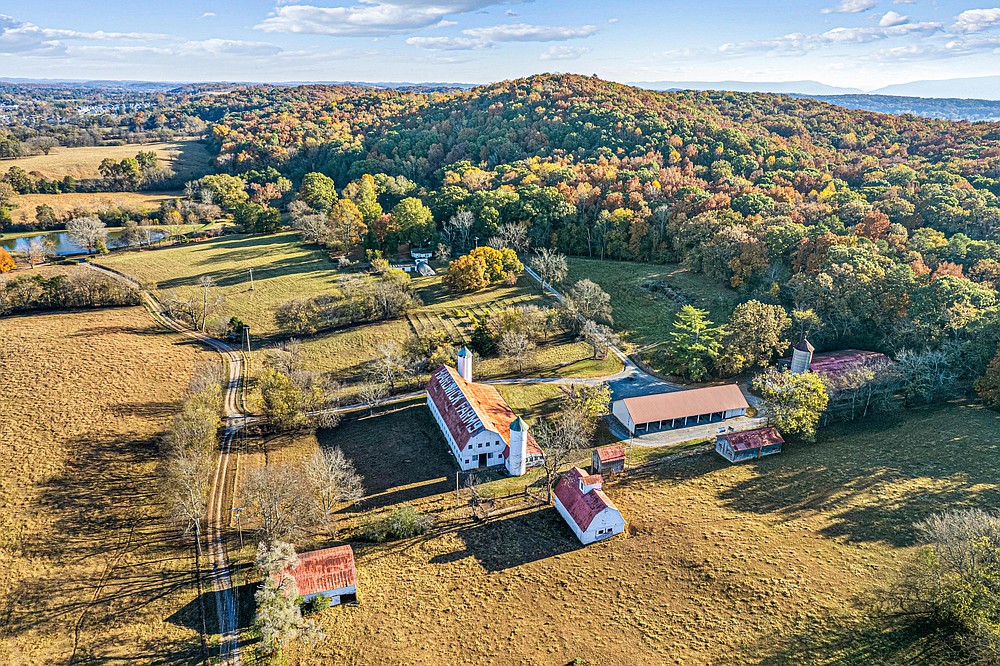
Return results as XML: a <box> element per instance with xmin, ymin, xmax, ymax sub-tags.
<box><xmin>632</xmin><ymin>79</ymin><xmax>865</xmax><ymax>96</ymax></box>
<box><xmin>871</xmin><ymin>76</ymin><xmax>1000</xmax><ymax>100</ymax></box>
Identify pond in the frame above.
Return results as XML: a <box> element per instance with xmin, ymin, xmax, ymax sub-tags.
<box><xmin>0</xmin><ymin>229</ymin><xmax>168</xmax><ymax>256</ymax></box>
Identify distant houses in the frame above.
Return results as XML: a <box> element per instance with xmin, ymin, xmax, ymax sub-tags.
<box><xmin>611</xmin><ymin>385</ymin><xmax>749</xmax><ymax>436</ymax></box>
<box><xmin>281</xmin><ymin>545</ymin><xmax>358</xmax><ymax>606</ymax></box>
<box><xmin>715</xmin><ymin>427</ymin><xmax>784</xmax><ymax>463</ymax></box>
<box><xmin>553</xmin><ymin>467</ymin><xmax>627</xmax><ymax>545</ymax></box>
<box><xmin>425</xmin><ymin>347</ymin><xmax>543</xmax><ymax>475</ymax></box>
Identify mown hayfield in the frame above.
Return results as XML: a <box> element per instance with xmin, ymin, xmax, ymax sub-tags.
<box><xmin>232</xmin><ymin>400</ymin><xmax>998</xmax><ymax>665</ymax></box>
<box><xmin>0</xmin><ymin>307</ymin><xmax>210</xmax><ymax>664</ymax></box>
<box><xmin>565</xmin><ymin>257</ymin><xmax>739</xmax><ymax>347</ymax></box>
<box><xmin>9</xmin><ymin>191</ymin><xmax>179</xmax><ymax>224</ymax></box>
<box><xmin>1</xmin><ymin>139</ymin><xmax>213</xmax><ymax>182</ymax></box>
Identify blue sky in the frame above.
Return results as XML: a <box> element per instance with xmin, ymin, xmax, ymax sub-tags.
<box><xmin>1</xmin><ymin>1</ymin><xmax>999</xmax><ymax>88</ymax></box>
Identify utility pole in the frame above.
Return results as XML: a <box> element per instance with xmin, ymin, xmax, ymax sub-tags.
<box><xmin>243</xmin><ymin>325</ymin><xmax>251</xmax><ymax>355</ymax></box>
<box><xmin>231</xmin><ymin>507</ymin><xmax>245</xmax><ymax>549</ymax></box>
<box><xmin>248</xmin><ymin>267</ymin><xmax>254</xmax><ymax>292</ymax></box>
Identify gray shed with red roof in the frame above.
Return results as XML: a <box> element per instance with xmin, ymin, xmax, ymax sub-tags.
<box><xmin>715</xmin><ymin>427</ymin><xmax>784</xmax><ymax>463</ymax></box>
<box><xmin>553</xmin><ymin>467</ymin><xmax>627</xmax><ymax>545</ymax></box>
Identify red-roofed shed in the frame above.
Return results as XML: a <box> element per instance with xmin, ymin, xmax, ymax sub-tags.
<box><xmin>715</xmin><ymin>427</ymin><xmax>784</xmax><ymax>463</ymax></box>
<box><xmin>592</xmin><ymin>445</ymin><xmax>625</xmax><ymax>475</ymax></box>
<box><xmin>283</xmin><ymin>545</ymin><xmax>358</xmax><ymax>604</ymax></box>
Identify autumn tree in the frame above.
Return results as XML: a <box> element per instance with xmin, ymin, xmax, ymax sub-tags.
<box><xmin>297</xmin><ymin>172</ymin><xmax>337</xmax><ymax>211</ymax></box>
<box><xmin>752</xmin><ymin>368</ymin><xmax>829</xmax><ymax>441</ymax></box>
<box><xmin>0</xmin><ymin>247</ymin><xmax>15</xmax><ymax>273</ymax></box>
<box><xmin>443</xmin><ymin>253</ymin><xmax>489</xmax><ymax>292</ymax></box>
<box><xmin>975</xmin><ymin>346</ymin><xmax>1000</xmax><ymax>409</ymax></box>
<box><xmin>718</xmin><ymin>300</ymin><xmax>791</xmax><ymax>376</ymax></box>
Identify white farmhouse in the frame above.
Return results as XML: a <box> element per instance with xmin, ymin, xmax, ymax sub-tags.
<box><xmin>426</xmin><ymin>348</ymin><xmax>543</xmax><ymax>475</ymax></box>
<box><xmin>553</xmin><ymin>467</ymin><xmax>627</xmax><ymax>545</ymax></box>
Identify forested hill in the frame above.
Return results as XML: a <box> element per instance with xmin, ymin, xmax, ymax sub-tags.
<box><xmin>198</xmin><ymin>73</ymin><xmax>1000</xmax><ymax>191</ymax></box>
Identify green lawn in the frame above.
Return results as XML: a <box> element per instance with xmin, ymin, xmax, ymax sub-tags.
<box><xmin>98</xmin><ymin>231</ymin><xmax>342</xmax><ymax>335</ymax></box>
<box><xmin>564</xmin><ymin>257</ymin><xmax>739</xmax><ymax>347</ymax></box>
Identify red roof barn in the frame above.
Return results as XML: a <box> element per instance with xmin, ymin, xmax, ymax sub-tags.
<box><xmin>553</xmin><ymin>467</ymin><xmax>627</xmax><ymax>545</ymax></box>
<box><xmin>282</xmin><ymin>545</ymin><xmax>358</xmax><ymax>604</ymax></box>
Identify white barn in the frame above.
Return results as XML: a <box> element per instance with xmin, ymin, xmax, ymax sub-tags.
<box><xmin>426</xmin><ymin>349</ymin><xmax>543</xmax><ymax>475</ymax></box>
<box><xmin>612</xmin><ymin>385</ymin><xmax>749</xmax><ymax>436</ymax></box>
<box><xmin>553</xmin><ymin>467</ymin><xmax>627</xmax><ymax>545</ymax></box>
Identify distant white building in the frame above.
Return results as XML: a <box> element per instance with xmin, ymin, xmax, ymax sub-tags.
<box><xmin>426</xmin><ymin>348</ymin><xmax>543</xmax><ymax>475</ymax></box>
<box><xmin>553</xmin><ymin>467</ymin><xmax>627</xmax><ymax>545</ymax></box>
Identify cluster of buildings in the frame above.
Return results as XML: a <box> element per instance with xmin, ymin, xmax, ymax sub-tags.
<box><xmin>286</xmin><ymin>337</ymin><xmax>895</xmax><ymax>604</ymax></box>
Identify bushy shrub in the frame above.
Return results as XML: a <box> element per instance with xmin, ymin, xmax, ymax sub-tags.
<box><xmin>358</xmin><ymin>505</ymin><xmax>433</xmax><ymax>542</ymax></box>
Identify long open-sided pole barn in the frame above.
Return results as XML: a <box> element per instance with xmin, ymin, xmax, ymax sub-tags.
<box><xmin>611</xmin><ymin>385</ymin><xmax>749</xmax><ymax>436</ymax></box>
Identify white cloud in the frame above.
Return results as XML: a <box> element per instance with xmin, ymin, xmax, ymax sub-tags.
<box><xmin>406</xmin><ymin>35</ymin><xmax>490</xmax><ymax>50</ymax></box>
<box><xmin>0</xmin><ymin>14</ymin><xmax>170</xmax><ymax>56</ymax></box>
<box><xmin>201</xmin><ymin>12</ymin><xmax>216</xmax><ymax>18</ymax></box>
<box><xmin>717</xmin><ymin>20</ymin><xmax>940</xmax><ymax>55</ymax></box>
<box><xmin>879</xmin><ymin>11</ymin><xmax>908</xmax><ymax>27</ymax></box>
<box><xmin>255</xmin><ymin>1</ymin><xmax>511</xmax><ymax>37</ymax></box>
<box><xmin>178</xmin><ymin>39</ymin><xmax>282</xmax><ymax>57</ymax></box>
<box><xmin>821</xmin><ymin>0</ymin><xmax>876</xmax><ymax>14</ymax></box>
<box><xmin>463</xmin><ymin>23</ymin><xmax>598</xmax><ymax>42</ymax></box>
<box><xmin>539</xmin><ymin>45</ymin><xmax>590</xmax><ymax>60</ymax></box>
<box><xmin>952</xmin><ymin>8</ymin><xmax>1000</xmax><ymax>33</ymax></box>
<box><xmin>608</xmin><ymin>17</ymin><xmax>620</xmax><ymax>24</ymax></box>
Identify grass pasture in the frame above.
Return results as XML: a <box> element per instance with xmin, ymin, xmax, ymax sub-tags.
<box><xmin>0</xmin><ymin>307</ymin><xmax>209</xmax><ymax>664</ymax></box>
<box><xmin>230</xmin><ymin>397</ymin><xmax>999</xmax><ymax>665</ymax></box>
<box><xmin>9</xmin><ymin>191</ymin><xmax>180</xmax><ymax>224</ymax></box>
<box><xmin>99</xmin><ymin>233</ymin><xmax>620</xmax><ymax>388</ymax></box>
<box><xmin>1</xmin><ymin>139</ymin><xmax>213</xmax><ymax>182</ymax></box>
<box><xmin>565</xmin><ymin>257</ymin><xmax>739</xmax><ymax>347</ymax></box>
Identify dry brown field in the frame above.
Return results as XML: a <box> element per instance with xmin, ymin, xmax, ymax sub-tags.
<box><xmin>1</xmin><ymin>140</ymin><xmax>212</xmax><ymax>182</ymax></box>
<box><xmin>0</xmin><ymin>306</ymin><xmax>210</xmax><ymax>664</ymax></box>
<box><xmin>10</xmin><ymin>192</ymin><xmax>179</xmax><ymax>224</ymax></box>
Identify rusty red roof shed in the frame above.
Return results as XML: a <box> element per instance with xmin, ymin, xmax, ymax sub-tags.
<box><xmin>285</xmin><ymin>546</ymin><xmax>357</xmax><ymax>597</ymax></box>
<box><xmin>595</xmin><ymin>445</ymin><xmax>625</xmax><ymax>463</ymax></box>
<box><xmin>724</xmin><ymin>427</ymin><xmax>784</xmax><ymax>453</ymax></box>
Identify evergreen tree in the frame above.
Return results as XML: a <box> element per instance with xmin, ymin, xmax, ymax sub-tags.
<box><xmin>666</xmin><ymin>305</ymin><xmax>725</xmax><ymax>381</ymax></box>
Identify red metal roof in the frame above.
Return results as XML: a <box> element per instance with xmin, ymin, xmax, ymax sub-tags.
<box><xmin>427</xmin><ymin>365</ymin><xmax>540</xmax><ymax>455</ymax></box>
<box><xmin>807</xmin><ymin>350</ymin><xmax>890</xmax><ymax>378</ymax></box>
<box><xmin>723</xmin><ymin>427</ymin><xmax>784</xmax><ymax>453</ymax></box>
<box><xmin>595</xmin><ymin>445</ymin><xmax>625</xmax><ymax>463</ymax></box>
<box><xmin>554</xmin><ymin>467</ymin><xmax>619</xmax><ymax>532</ymax></box>
<box><xmin>620</xmin><ymin>384</ymin><xmax>749</xmax><ymax>424</ymax></box>
<box><xmin>284</xmin><ymin>545</ymin><xmax>357</xmax><ymax>597</ymax></box>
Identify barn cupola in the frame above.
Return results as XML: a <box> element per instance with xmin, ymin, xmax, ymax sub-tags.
<box><xmin>579</xmin><ymin>474</ymin><xmax>603</xmax><ymax>494</ymax></box>
<box><xmin>457</xmin><ymin>346</ymin><xmax>473</xmax><ymax>382</ymax></box>
<box><xmin>790</xmin><ymin>337</ymin><xmax>815</xmax><ymax>374</ymax></box>
<box><xmin>506</xmin><ymin>416</ymin><xmax>528</xmax><ymax>477</ymax></box>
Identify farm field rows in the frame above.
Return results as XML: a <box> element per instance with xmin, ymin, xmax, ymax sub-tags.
<box><xmin>0</xmin><ymin>306</ymin><xmax>209</xmax><ymax>664</ymax></box>
<box><xmin>0</xmin><ymin>139</ymin><xmax>213</xmax><ymax>182</ymax></box>
<box><xmin>232</xmin><ymin>393</ymin><xmax>998</xmax><ymax>665</ymax></box>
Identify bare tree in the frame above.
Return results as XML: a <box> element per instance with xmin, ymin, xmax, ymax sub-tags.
<box><xmin>567</xmin><ymin>279</ymin><xmax>613</xmax><ymax>324</ymax></box>
<box><xmin>26</xmin><ymin>238</ymin><xmax>46</xmax><ymax>268</ymax></box>
<box><xmin>581</xmin><ymin>318</ymin><xmax>620</xmax><ymax>360</ymax></box>
<box><xmin>66</xmin><ymin>216</ymin><xmax>108</xmax><ymax>254</ymax></box>
<box><xmin>443</xmin><ymin>210</ymin><xmax>474</xmax><ymax>251</ymax></box>
<box><xmin>533</xmin><ymin>410</ymin><xmax>590</xmax><ymax>503</ymax></box>
<box><xmin>529</xmin><ymin>248</ymin><xmax>568</xmax><ymax>293</ymax></box>
<box><xmin>495</xmin><ymin>222</ymin><xmax>530</xmax><ymax>253</ymax></box>
<box><xmin>303</xmin><ymin>448</ymin><xmax>364</xmax><ymax>536</ymax></box>
<box><xmin>243</xmin><ymin>465</ymin><xmax>313</xmax><ymax>546</ymax></box>
<box><xmin>254</xmin><ymin>541</ymin><xmax>324</xmax><ymax>660</ymax></box>
<box><xmin>198</xmin><ymin>275</ymin><xmax>217</xmax><ymax>332</ymax></box>
<box><xmin>369</xmin><ymin>341</ymin><xmax>406</xmax><ymax>390</ymax></box>
<box><xmin>498</xmin><ymin>331</ymin><xmax>536</xmax><ymax>373</ymax></box>
<box><xmin>357</xmin><ymin>381</ymin><xmax>388</xmax><ymax>415</ymax></box>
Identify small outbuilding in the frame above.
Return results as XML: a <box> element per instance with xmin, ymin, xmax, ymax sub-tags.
<box><xmin>715</xmin><ymin>427</ymin><xmax>784</xmax><ymax>463</ymax></box>
<box><xmin>592</xmin><ymin>445</ymin><xmax>626</xmax><ymax>475</ymax></box>
<box><xmin>553</xmin><ymin>467</ymin><xmax>627</xmax><ymax>545</ymax></box>
<box><xmin>283</xmin><ymin>545</ymin><xmax>358</xmax><ymax>605</ymax></box>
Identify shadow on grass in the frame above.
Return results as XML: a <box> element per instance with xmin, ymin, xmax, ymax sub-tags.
<box><xmin>743</xmin><ymin>612</ymin><xmax>960</xmax><ymax>666</ymax></box>
<box><xmin>319</xmin><ymin>403</ymin><xmax>457</xmax><ymax>510</ymax></box>
<box><xmin>431</xmin><ymin>506</ymin><xmax>579</xmax><ymax>572</ymax></box>
<box><xmin>156</xmin><ymin>250</ymin><xmax>337</xmax><ymax>291</ymax></box>
<box><xmin>713</xmin><ymin>404</ymin><xmax>1000</xmax><ymax>547</ymax></box>
<box><xmin>0</xmin><ymin>426</ymin><xmax>208</xmax><ymax>663</ymax></box>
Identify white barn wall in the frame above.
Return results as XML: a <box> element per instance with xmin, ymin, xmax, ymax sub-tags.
<box><xmin>611</xmin><ymin>400</ymin><xmax>634</xmax><ymax>434</ymax></box>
